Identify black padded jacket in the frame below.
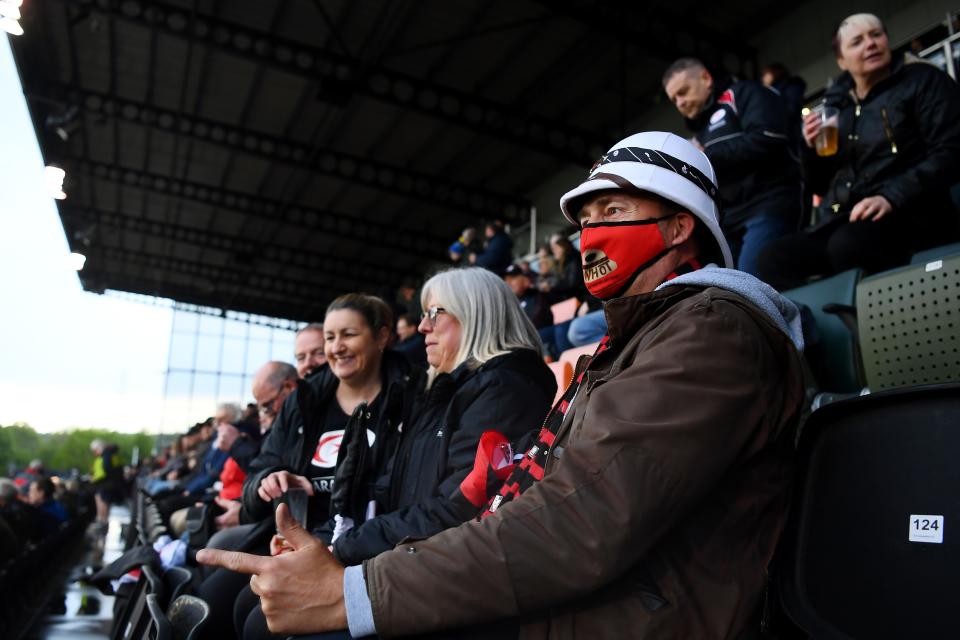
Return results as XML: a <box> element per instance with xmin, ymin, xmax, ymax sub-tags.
<box><xmin>239</xmin><ymin>352</ymin><xmax>421</xmax><ymax>526</ymax></box>
<box><xmin>686</xmin><ymin>76</ymin><xmax>801</xmax><ymax>227</ymax></box>
<box><xmin>804</xmin><ymin>55</ymin><xmax>960</xmax><ymax>238</ymax></box>
<box><xmin>331</xmin><ymin>348</ymin><xmax>556</xmax><ymax>566</ymax></box>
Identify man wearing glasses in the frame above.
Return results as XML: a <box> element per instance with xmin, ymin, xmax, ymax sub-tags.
<box><xmin>209</xmin><ymin>361</ymin><xmax>299</xmax><ymax>531</ymax></box>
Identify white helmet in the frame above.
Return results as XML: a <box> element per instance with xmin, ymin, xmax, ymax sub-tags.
<box><xmin>559</xmin><ymin>131</ymin><xmax>733</xmax><ymax>268</ymax></box>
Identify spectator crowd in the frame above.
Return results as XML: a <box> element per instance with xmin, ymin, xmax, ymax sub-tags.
<box><xmin>19</xmin><ymin>12</ymin><xmax>960</xmax><ymax>640</ymax></box>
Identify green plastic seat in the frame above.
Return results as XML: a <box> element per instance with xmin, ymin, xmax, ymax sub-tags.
<box><xmin>784</xmin><ymin>269</ymin><xmax>864</xmax><ymax>393</ymax></box>
<box><xmin>910</xmin><ymin>242</ymin><xmax>960</xmax><ymax>265</ymax></box>
<box><xmin>856</xmin><ymin>255</ymin><xmax>960</xmax><ymax>391</ymax></box>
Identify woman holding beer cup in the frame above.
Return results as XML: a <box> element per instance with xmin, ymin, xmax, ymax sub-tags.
<box><xmin>757</xmin><ymin>13</ymin><xmax>960</xmax><ymax>290</ymax></box>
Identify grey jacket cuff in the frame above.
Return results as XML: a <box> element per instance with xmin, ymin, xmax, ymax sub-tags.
<box><xmin>343</xmin><ymin>564</ymin><xmax>376</xmax><ymax>637</ymax></box>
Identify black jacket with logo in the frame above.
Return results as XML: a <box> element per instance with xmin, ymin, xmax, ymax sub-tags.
<box><xmin>239</xmin><ymin>352</ymin><xmax>421</xmax><ymax>527</ymax></box>
<box><xmin>685</xmin><ymin>77</ymin><xmax>801</xmax><ymax>227</ymax></box>
<box><xmin>331</xmin><ymin>348</ymin><xmax>556</xmax><ymax>566</ymax></box>
<box><xmin>804</xmin><ymin>55</ymin><xmax>960</xmax><ymax>238</ymax></box>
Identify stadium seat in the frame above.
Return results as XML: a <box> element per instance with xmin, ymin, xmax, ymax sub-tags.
<box><xmin>162</xmin><ymin>566</ymin><xmax>193</xmax><ymax>608</ymax></box>
<box><xmin>910</xmin><ymin>242</ymin><xmax>960</xmax><ymax>265</ymax></box>
<box><xmin>145</xmin><ymin>594</ymin><xmax>210</xmax><ymax>640</ymax></box>
<box><xmin>550</xmin><ymin>297</ymin><xmax>580</xmax><ymax>325</ymax></box>
<box><xmin>856</xmin><ymin>255</ymin><xmax>960</xmax><ymax>391</ymax></box>
<box><xmin>783</xmin><ymin>269</ymin><xmax>864</xmax><ymax>393</ymax></box>
<box><xmin>777</xmin><ymin>384</ymin><xmax>960</xmax><ymax>637</ymax></box>
<box><xmin>547</xmin><ymin>361</ymin><xmax>572</xmax><ymax>403</ymax></box>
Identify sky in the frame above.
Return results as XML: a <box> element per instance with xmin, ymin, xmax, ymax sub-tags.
<box><xmin>0</xmin><ymin>33</ymin><xmax>175</xmax><ymax>434</ymax></box>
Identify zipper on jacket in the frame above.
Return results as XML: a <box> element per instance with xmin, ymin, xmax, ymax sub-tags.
<box><xmin>880</xmin><ymin>108</ymin><xmax>898</xmax><ymax>154</ymax></box>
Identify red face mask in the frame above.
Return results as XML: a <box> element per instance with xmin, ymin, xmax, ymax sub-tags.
<box><xmin>580</xmin><ymin>216</ymin><xmax>676</xmax><ymax>300</ymax></box>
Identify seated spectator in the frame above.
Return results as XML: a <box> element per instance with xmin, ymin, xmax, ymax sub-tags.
<box><xmin>0</xmin><ymin>477</ymin><xmax>44</xmax><ymax>550</ymax></box>
<box><xmin>504</xmin><ymin>264</ymin><xmax>553</xmax><ymax>330</ymax></box>
<box><xmin>537</xmin><ymin>233</ymin><xmax>584</xmax><ymax>302</ymax></box>
<box><xmin>469</xmin><ymin>219</ymin><xmax>513</xmax><ymax>275</ymax></box>
<box><xmin>156</xmin><ymin>411</ymin><xmax>230</xmax><ymax>528</ymax></box>
<box><xmin>448</xmin><ymin>227</ymin><xmax>482</xmax><ymax>266</ymax></box>
<box><xmin>198</xmin><ymin>132</ymin><xmax>806</xmax><ymax>640</ymax></box>
<box><xmin>203</xmin><ymin>362</ymin><xmax>300</xmax><ymax>535</ymax></box>
<box><xmin>663</xmin><ymin>57</ymin><xmax>801</xmax><ymax>275</ymax></box>
<box><xmin>537</xmin><ymin>233</ymin><xmax>590</xmax><ymax>356</ymax></box>
<box><xmin>758</xmin><ymin>13</ymin><xmax>960</xmax><ymax>290</ymax></box>
<box><xmin>391</xmin><ymin>313</ymin><xmax>428</xmax><ymax>370</ymax></box>
<box><xmin>90</xmin><ymin>439</ymin><xmax>124</xmax><ymax>526</ymax></box>
<box><xmin>294</xmin><ymin>323</ymin><xmax>327</xmax><ymax>379</ymax></box>
<box><xmin>13</xmin><ymin>459</ymin><xmax>44</xmax><ymax>496</ymax></box>
<box><xmin>194</xmin><ymin>294</ymin><xmax>422</xmax><ymax>640</ymax></box>
<box><xmin>235</xmin><ymin>268</ymin><xmax>556</xmax><ymax>639</ymax></box>
<box><xmin>27</xmin><ymin>476</ymin><xmax>68</xmax><ymax>537</ymax></box>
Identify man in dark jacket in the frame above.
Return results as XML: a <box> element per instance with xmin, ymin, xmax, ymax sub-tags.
<box><xmin>663</xmin><ymin>58</ymin><xmax>801</xmax><ymax>275</ymax></box>
<box><xmin>470</xmin><ymin>220</ymin><xmax>513</xmax><ymax>275</ymax></box>
<box><xmin>504</xmin><ymin>264</ymin><xmax>553</xmax><ymax>330</ymax></box>
<box><xmin>198</xmin><ymin>132</ymin><xmax>806</xmax><ymax>639</ymax></box>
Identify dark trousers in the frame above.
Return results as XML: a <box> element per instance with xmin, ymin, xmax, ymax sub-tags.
<box><xmin>756</xmin><ymin>215</ymin><xmax>921</xmax><ymax>291</ymax></box>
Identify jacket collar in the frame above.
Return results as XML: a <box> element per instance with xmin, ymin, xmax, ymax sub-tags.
<box><xmin>602</xmin><ymin>285</ymin><xmax>702</xmax><ymax>345</ymax></box>
<box><xmin>829</xmin><ymin>52</ymin><xmax>910</xmax><ymax>103</ymax></box>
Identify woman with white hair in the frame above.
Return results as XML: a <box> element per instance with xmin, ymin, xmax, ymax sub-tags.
<box><xmin>235</xmin><ymin>268</ymin><xmax>556</xmax><ymax>639</ymax></box>
<box><xmin>329</xmin><ymin>267</ymin><xmax>556</xmax><ymax>565</ymax></box>
<box><xmin>758</xmin><ymin>12</ymin><xmax>960</xmax><ymax>290</ymax></box>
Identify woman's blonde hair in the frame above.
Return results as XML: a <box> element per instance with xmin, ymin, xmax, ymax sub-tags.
<box><xmin>421</xmin><ymin>268</ymin><xmax>542</xmax><ymax>381</ymax></box>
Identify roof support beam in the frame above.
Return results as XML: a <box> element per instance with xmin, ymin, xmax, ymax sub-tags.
<box><xmin>61</xmin><ymin>205</ymin><xmax>413</xmax><ymax>286</ymax></box>
<box><xmin>89</xmin><ymin>244</ymin><xmax>346</xmax><ymax>304</ymax></box>
<box><xmin>62</xmin><ymin>0</ymin><xmax>603</xmax><ymax>164</ymax></box>
<box><xmin>67</xmin><ymin>157</ymin><xmax>447</xmax><ymax>260</ymax></box>
<box><xmin>82</xmin><ymin>268</ymin><xmax>310</xmax><ymax>321</ymax></box>
<box><xmin>33</xmin><ymin>84</ymin><xmax>529</xmax><ymax>220</ymax></box>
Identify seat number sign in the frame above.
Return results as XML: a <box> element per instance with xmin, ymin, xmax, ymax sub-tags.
<box><xmin>908</xmin><ymin>514</ymin><xmax>944</xmax><ymax>543</ymax></box>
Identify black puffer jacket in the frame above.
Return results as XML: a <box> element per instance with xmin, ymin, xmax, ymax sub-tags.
<box><xmin>805</xmin><ymin>55</ymin><xmax>960</xmax><ymax>237</ymax></box>
<box><xmin>331</xmin><ymin>348</ymin><xmax>556</xmax><ymax>566</ymax></box>
<box><xmin>240</xmin><ymin>352</ymin><xmax>421</xmax><ymax>526</ymax></box>
<box><xmin>686</xmin><ymin>77</ymin><xmax>801</xmax><ymax>227</ymax></box>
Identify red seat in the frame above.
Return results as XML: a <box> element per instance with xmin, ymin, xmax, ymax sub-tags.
<box><xmin>559</xmin><ymin>342</ymin><xmax>600</xmax><ymax>374</ymax></box>
<box><xmin>550</xmin><ymin>297</ymin><xmax>580</xmax><ymax>325</ymax></box>
<box><xmin>547</xmin><ymin>361</ymin><xmax>573</xmax><ymax>403</ymax></box>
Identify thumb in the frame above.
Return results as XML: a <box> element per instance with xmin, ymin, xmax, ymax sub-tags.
<box><xmin>275</xmin><ymin>502</ymin><xmax>316</xmax><ymax>550</ymax></box>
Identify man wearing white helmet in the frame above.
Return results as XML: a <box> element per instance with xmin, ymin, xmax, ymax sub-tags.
<box><xmin>199</xmin><ymin>132</ymin><xmax>806</xmax><ymax>639</ymax></box>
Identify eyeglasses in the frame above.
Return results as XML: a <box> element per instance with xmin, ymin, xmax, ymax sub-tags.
<box><xmin>257</xmin><ymin>389</ymin><xmax>284</xmax><ymax>416</ymax></box>
<box><xmin>420</xmin><ymin>306</ymin><xmax>447</xmax><ymax>329</ymax></box>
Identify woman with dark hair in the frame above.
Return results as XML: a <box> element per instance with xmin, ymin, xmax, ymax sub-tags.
<box><xmin>237</xmin><ymin>269</ymin><xmax>556</xmax><ymax>639</ymax></box>
<box><xmin>537</xmin><ymin>233</ymin><xmax>584</xmax><ymax>301</ymax></box>
<box><xmin>197</xmin><ymin>293</ymin><xmax>422</xmax><ymax>640</ymax></box>
<box><xmin>758</xmin><ymin>13</ymin><xmax>960</xmax><ymax>290</ymax></box>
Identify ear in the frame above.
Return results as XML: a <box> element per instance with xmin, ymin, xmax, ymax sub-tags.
<box><xmin>836</xmin><ymin>55</ymin><xmax>846</xmax><ymax>71</ymax></box>
<box><xmin>376</xmin><ymin>325</ymin><xmax>391</xmax><ymax>350</ymax></box>
<box><xmin>701</xmin><ymin>68</ymin><xmax>713</xmax><ymax>89</ymax></box>
<box><xmin>668</xmin><ymin>212</ymin><xmax>697</xmax><ymax>247</ymax></box>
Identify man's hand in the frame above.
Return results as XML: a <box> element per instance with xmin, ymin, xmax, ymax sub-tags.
<box><xmin>214</xmin><ymin>496</ymin><xmax>241</xmax><ymax>530</ymax></box>
<box><xmin>257</xmin><ymin>470</ymin><xmax>315</xmax><ymax>502</ymax></box>
<box><xmin>849</xmin><ymin>195</ymin><xmax>893</xmax><ymax>222</ymax></box>
<box><xmin>216</xmin><ymin>423</ymin><xmax>241</xmax><ymax>451</ymax></box>
<box><xmin>196</xmin><ymin>504</ymin><xmax>347</xmax><ymax>635</ymax></box>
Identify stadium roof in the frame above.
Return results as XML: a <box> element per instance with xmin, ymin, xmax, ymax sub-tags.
<box><xmin>10</xmin><ymin>0</ymin><xmax>784</xmax><ymax>320</ymax></box>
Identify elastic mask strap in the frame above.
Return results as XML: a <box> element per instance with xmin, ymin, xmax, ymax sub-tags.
<box><xmin>610</xmin><ymin>246</ymin><xmax>677</xmax><ymax>299</ymax></box>
<box><xmin>665</xmin><ymin>258</ymin><xmax>702</xmax><ymax>281</ymax></box>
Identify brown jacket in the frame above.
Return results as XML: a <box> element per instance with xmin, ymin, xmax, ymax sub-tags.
<box><xmin>364</xmin><ymin>285</ymin><xmax>805</xmax><ymax>639</ymax></box>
